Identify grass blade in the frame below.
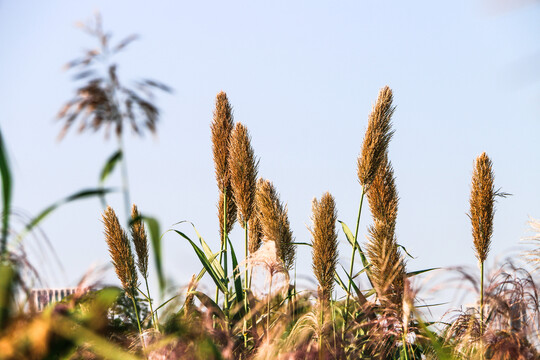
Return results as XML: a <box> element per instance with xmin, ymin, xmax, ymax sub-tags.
<box><xmin>0</xmin><ymin>129</ymin><xmax>12</xmax><ymax>256</ymax></box>
<box><xmin>99</xmin><ymin>149</ymin><xmax>122</xmax><ymax>184</ymax></box>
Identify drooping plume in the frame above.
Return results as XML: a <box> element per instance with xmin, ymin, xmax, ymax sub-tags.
<box><xmin>255</xmin><ymin>178</ymin><xmax>296</xmax><ymax>271</ymax></box>
<box><xmin>130</xmin><ymin>204</ymin><xmax>149</xmax><ymax>279</ymax></box>
<box><xmin>103</xmin><ymin>206</ymin><xmax>138</xmax><ymax>296</ymax></box>
<box><xmin>357</xmin><ymin>86</ymin><xmax>395</xmax><ymax>191</ymax></box>
<box><xmin>311</xmin><ymin>192</ymin><xmax>339</xmax><ymax>304</ymax></box>
<box><xmin>469</xmin><ymin>152</ymin><xmax>496</xmax><ymax>263</ymax></box>
<box><xmin>211</xmin><ymin>91</ymin><xmax>237</xmax><ymax>235</ymax></box>
<box><xmin>229</xmin><ymin>122</ymin><xmax>259</xmax><ymax>227</ymax></box>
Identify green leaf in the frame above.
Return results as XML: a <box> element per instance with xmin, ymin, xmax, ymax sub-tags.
<box><xmin>174</xmin><ymin>230</ymin><xmax>227</xmax><ymax>293</ymax></box>
<box><xmin>406</xmin><ymin>267</ymin><xmax>440</xmax><ymax>277</ymax></box>
<box><xmin>193</xmin><ymin>225</ymin><xmax>225</xmax><ymax>279</ymax></box>
<box><xmin>142</xmin><ymin>216</ymin><xmax>165</xmax><ymax>296</ymax></box>
<box><xmin>99</xmin><ymin>149</ymin><xmax>122</xmax><ymax>184</ymax></box>
<box><xmin>292</xmin><ymin>242</ymin><xmax>312</xmax><ymax>247</ymax></box>
<box><xmin>397</xmin><ymin>243</ymin><xmax>416</xmax><ymax>259</ymax></box>
<box><xmin>0</xmin><ymin>129</ymin><xmax>12</xmax><ymax>256</ymax></box>
<box><xmin>339</xmin><ymin>221</ymin><xmax>369</xmax><ymax>269</ymax></box>
<box><xmin>17</xmin><ymin>188</ymin><xmax>114</xmax><ymax>242</ymax></box>
<box><xmin>227</xmin><ymin>237</ymin><xmax>244</xmax><ymax>306</ymax></box>
<box><xmin>191</xmin><ymin>290</ymin><xmax>225</xmax><ymax>320</ymax></box>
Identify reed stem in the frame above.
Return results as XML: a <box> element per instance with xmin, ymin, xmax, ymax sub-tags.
<box><xmin>130</xmin><ymin>295</ymin><xmax>146</xmax><ymax>353</ymax></box>
<box><xmin>343</xmin><ymin>186</ymin><xmax>365</xmax><ymax>334</ymax></box>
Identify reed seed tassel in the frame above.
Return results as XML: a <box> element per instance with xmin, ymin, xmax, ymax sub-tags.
<box><xmin>357</xmin><ymin>86</ymin><xmax>395</xmax><ymax>191</ymax></box>
<box><xmin>130</xmin><ymin>204</ymin><xmax>149</xmax><ymax>279</ymax></box>
<box><xmin>311</xmin><ymin>192</ymin><xmax>339</xmax><ymax>304</ymax></box>
<box><xmin>249</xmin><ymin>214</ymin><xmax>263</xmax><ymax>254</ymax></box>
<box><xmin>229</xmin><ymin>122</ymin><xmax>259</xmax><ymax>227</ymax></box>
<box><xmin>255</xmin><ymin>178</ymin><xmax>296</xmax><ymax>270</ymax></box>
<box><xmin>103</xmin><ymin>206</ymin><xmax>138</xmax><ymax>297</ymax></box>
<box><xmin>469</xmin><ymin>152</ymin><xmax>495</xmax><ymax>263</ymax></box>
<box><xmin>365</xmin><ymin>158</ymin><xmax>405</xmax><ymax>304</ymax></box>
<box><xmin>211</xmin><ymin>91</ymin><xmax>237</xmax><ymax>236</ymax></box>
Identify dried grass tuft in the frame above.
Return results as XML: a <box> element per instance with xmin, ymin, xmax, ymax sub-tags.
<box><xmin>130</xmin><ymin>204</ymin><xmax>148</xmax><ymax>279</ymax></box>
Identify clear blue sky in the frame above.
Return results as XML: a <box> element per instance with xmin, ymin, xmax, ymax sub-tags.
<box><xmin>0</xmin><ymin>1</ymin><xmax>539</xmax><ymax>313</ymax></box>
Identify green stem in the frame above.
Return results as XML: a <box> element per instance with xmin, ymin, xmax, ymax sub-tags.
<box><xmin>144</xmin><ymin>277</ymin><xmax>158</xmax><ymax>330</ymax></box>
<box><xmin>243</xmin><ymin>221</ymin><xmax>249</xmax><ymax>349</ymax></box>
<box><xmin>222</xmin><ymin>190</ymin><xmax>230</xmax><ymax>323</ymax></box>
<box><xmin>343</xmin><ymin>186</ymin><xmax>365</xmax><ymax>335</ymax></box>
<box><xmin>130</xmin><ymin>294</ymin><xmax>146</xmax><ymax>353</ymax></box>
<box><xmin>117</xmin><ymin>135</ymin><xmax>131</xmax><ymax>226</ymax></box>
<box><xmin>480</xmin><ymin>260</ymin><xmax>484</xmax><ymax>359</ymax></box>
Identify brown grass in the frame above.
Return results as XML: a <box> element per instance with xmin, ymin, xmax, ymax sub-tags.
<box><xmin>130</xmin><ymin>204</ymin><xmax>148</xmax><ymax>279</ymax></box>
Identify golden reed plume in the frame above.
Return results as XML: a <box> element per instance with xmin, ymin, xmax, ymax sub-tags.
<box><xmin>255</xmin><ymin>178</ymin><xmax>296</xmax><ymax>270</ymax></box>
<box><xmin>357</xmin><ymin>86</ymin><xmax>395</xmax><ymax>191</ymax></box>
<box><xmin>229</xmin><ymin>122</ymin><xmax>259</xmax><ymax>227</ymax></box>
<box><xmin>103</xmin><ymin>206</ymin><xmax>138</xmax><ymax>296</ymax></box>
<box><xmin>310</xmin><ymin>192</ymin><xmax>339</xmax><ymax>304</ymax></box>
<box><xmin>365</xmin><ymin>158</ymin><xmax>405</xmax><ymax>304</ymax></box>
<box><xmin>469</xmin><ymin>152</ymin><xmax>495</xmax><ymax>263</ymax></box>
<box><xmin>130</xmin><ymin>204</ymin><xmax>149</xmax><ymax>279</ymax></box>
<box><xmin>249</xmin><ymin>214</ymin><xmax>263</xmax><ymax>254</ymax></box>
<box><xmin>211</xmin><ymin>91</ymin><xmax>237</xmax><ymax>235</ymax></box>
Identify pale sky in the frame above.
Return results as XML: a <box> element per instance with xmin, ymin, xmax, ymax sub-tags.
<box><xmin>1</xmin><ymin>1</ymin><xmax>539</xmax><ymax>315</ymax></box>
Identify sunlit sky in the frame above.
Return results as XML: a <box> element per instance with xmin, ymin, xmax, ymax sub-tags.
<box><xmin>1</xmin><ymin>1</ymin><xmax>539</xmax><ymax>314</ymax></box>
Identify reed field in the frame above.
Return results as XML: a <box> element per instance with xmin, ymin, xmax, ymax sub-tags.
<box><xmin>0</xmin><ymin>14</ymin><xmax>539</xmax><ymax>360</ymax></box>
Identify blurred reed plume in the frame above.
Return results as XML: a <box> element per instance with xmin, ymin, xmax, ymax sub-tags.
<box><xmin>229</xmin><ymin>122</ymin><xmax>259</xmax><ymax>228</ymax></box>
<box><xmin>469</xmin><ymin>152</ymin><xmax>496</xmax><ymax>264</ymax></box>
<box><xmin>211</xmin><ymin>91</ymin><xmax>237</xmax><ymax>236</ymax></box>
<box><xmin>57</xmin><ymin>13</ymin><xmax>171</xmax><ymax>140</ymax></box>
<box><xmin>249</xmin><ymin>214</ymin><xmax>263</xmax><ymax>254</ymax></box>
<box><xmin>366</xmin><ymin>157</ymin><xmax>406</xmax><ymax>305</ymax></box>
<box><xmin>523</xmin><ymin>218</ymin><xmax>540</xmax><ymax>273</ymax></box>
<box><xmin>310</xmin><ymin>192</ymin><xmax>338</xmax><ymax>304</ymax></box>
<box><xmin>102</xmin><ymin>206</ymin><xmax>138</xmax><ymax>297</ymax></box>
<box><xmin>130</xmin><ymin>204</ymin><xmax>148</xmax><ymax>279</ymax></box>
<box><xmin>357</xmin><ymin>86</ymin><xmax>395</xmax><ymax>190</ymax></box>
<box><xmin>255</xmin><ymin>178</ymin><xmax>296</xmax><ymax>271</ymax></box>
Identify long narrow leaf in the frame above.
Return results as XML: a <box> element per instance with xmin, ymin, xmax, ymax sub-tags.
<box><xmin>407</xmin><ymin>267</ymin><xmax>440</xmax><ymax>277</ymax></box>
<box><xmin>0</xmin><ymin>130</ymin><xmax>12</xmax><ymax>255</ymax></box>
<box><xmin>227</xmin><ymin>237</ymin><xmax>243</xmax><ymax>305</ymax></box>
<box><xmin>173</xmin><ymin>230</ymin><xmax>227</xmax><ymax>293</ymax></box>
<box><xmin>143</xmin><ymin>216</ymin><xmax>165</xmax><ymax>296</ymax></box>
<box><xmin>191</xmin><ymin>291</ymin><xmax>225</xmax><ymax>320</ymax></box>
<box><xmin>99</xmin><ymin>149</ymin><xmax>122</xmax><ymax>184</ymax></box>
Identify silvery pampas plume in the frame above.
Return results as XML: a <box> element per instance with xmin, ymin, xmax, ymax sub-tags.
<box><xmin>310</xmin><ymin>192</ymin><xmax>338</xmax><ymax>304</ymax></box>
<box><xmin>103</xmin><ymin>206</ymin><xmax>138</xmax><ymax>296</ymax></box>
<box><xmin>255</xmin><ymin>178</ymin><xmax>296</xmax><ymax>271</ymax></box>
<box><xmin>469</xmin><ymin>152</ymin><xmax>495</xmax><ymax>263</ymax></box>
<box><xmin>211</xmin><ymin>91</ymin><xmax>237</xmax><ymax>235</ymax></box>
<box><xmin>357</xmin><ymin>86</ymin><xmax>395</xmax><ymax>191</ymax></box>
<box><xmin>229</xmin><ymin>122</ymin><xmax>259</xmax><ymax>227</ymax></box>
<box><xmin>130</xmin><ymin>204</ymin><xmax>149</xmax><ymax>279</ymax></box>
<box><xmin>366</xmin><ymin>158</ymin><xmax>405</xmax><ymax>304</ymax></box>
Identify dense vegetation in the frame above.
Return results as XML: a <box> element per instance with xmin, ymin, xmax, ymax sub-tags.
<box><xmin>0</xmin><ymin>16</ymin><xmax>538</xmax><ymax>360</ymax></box>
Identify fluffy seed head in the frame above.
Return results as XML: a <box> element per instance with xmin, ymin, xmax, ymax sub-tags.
<box><xmin>357</xmin><ymin>86</ymin><xmax>395</xmax><ymax>190</ymax></box>
<box><xmin>218</xmin><ymin>186</ymin><xmax>237</xmax><ymax>238</ymax></box>
<box><xmin>255</xmin><ymin>178</ymin><xmax>296</xmax><ymax>270</ymax></box>
<box><xmin>229</xmin><ymin>122</ymin><xmax>259</xmax><ymax>226</ymax></box>
<box><xmin>211</xmin><ymin>91</ymin><xmax>235</xmax><ymax>191</ymax></box>
<box><xmin>310</xmin><ymin>192</ymin><xmax>339</xmax><ymax>304</ymax></box>
<box><xmin>469</xmin><ymin>152</ymin><xmax>495</xmax><ymax>263</ymax></box>
<box><xmin>103</xmin><ymin>206</ymin><xmax>138</xmax><ymax>296</ymax></box>
<box><xmin>365</xmin><ymin>158</ymin><xmax>405</xmax><ymax>304</ymax></box>
<box><xmin>130</xmin><ymin>204</ymin><xmax>149</xmax><ymax>279</ymax></box>
<box><xmin>249</xmin><ymin>212</ymin><xmax>263</xmax><ymax>254</ymax></box>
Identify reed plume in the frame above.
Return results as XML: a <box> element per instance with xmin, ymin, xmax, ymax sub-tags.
<box><xmin>345</xmin><ymin>86</ymin><xmax>396</xmax><ymax>329</ymax></box>
<box><xmin>357</xmin><ymin>86</ymin><xmax>395</xmax><ymax>190</ymax></box>
<box><xmin>229</xmin><ymin>122</ymin><xmax>259</xmax><ymax>227</ymax></box>
<box><xmin>310</xmin><ymin>192</ymin><xmax>338</xmax><ymax>304</ymax></box>
<box><xmin>249</xmin><ymin>214</ymin><xmax>263</xmax><ymax>254</ymax></box>
<box><xmin>130</xmin><ymin>205</ymin><xmax>148</xmax><ymax>279</ymax></box>
<box><xmin>469</xmin><ymin>152</ymin><xmax>495</xmax><ymax>264</ymax></box>
<box><xmin>103</xmin><ymin>206</ymin><xmax>138</xmax><ymax>296</ymax></box>
<box><xmin>365</xmin><ymin>157</ymin><xmax>405</xmax><ymax>305</ymax></box>
<box><xmin>211</xmin><ymin>91</ymin><xmax>237</xmax><ymax>236</ymax></box>
<box><xmin>469</xmin><ymin>152</ymin><xmax>497</xmax><ymax>336</ymax></box>
<box><xmin>255</xmin><ymin>178</ymin><xmax>296</xmax><ymax>271</ymax></box>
